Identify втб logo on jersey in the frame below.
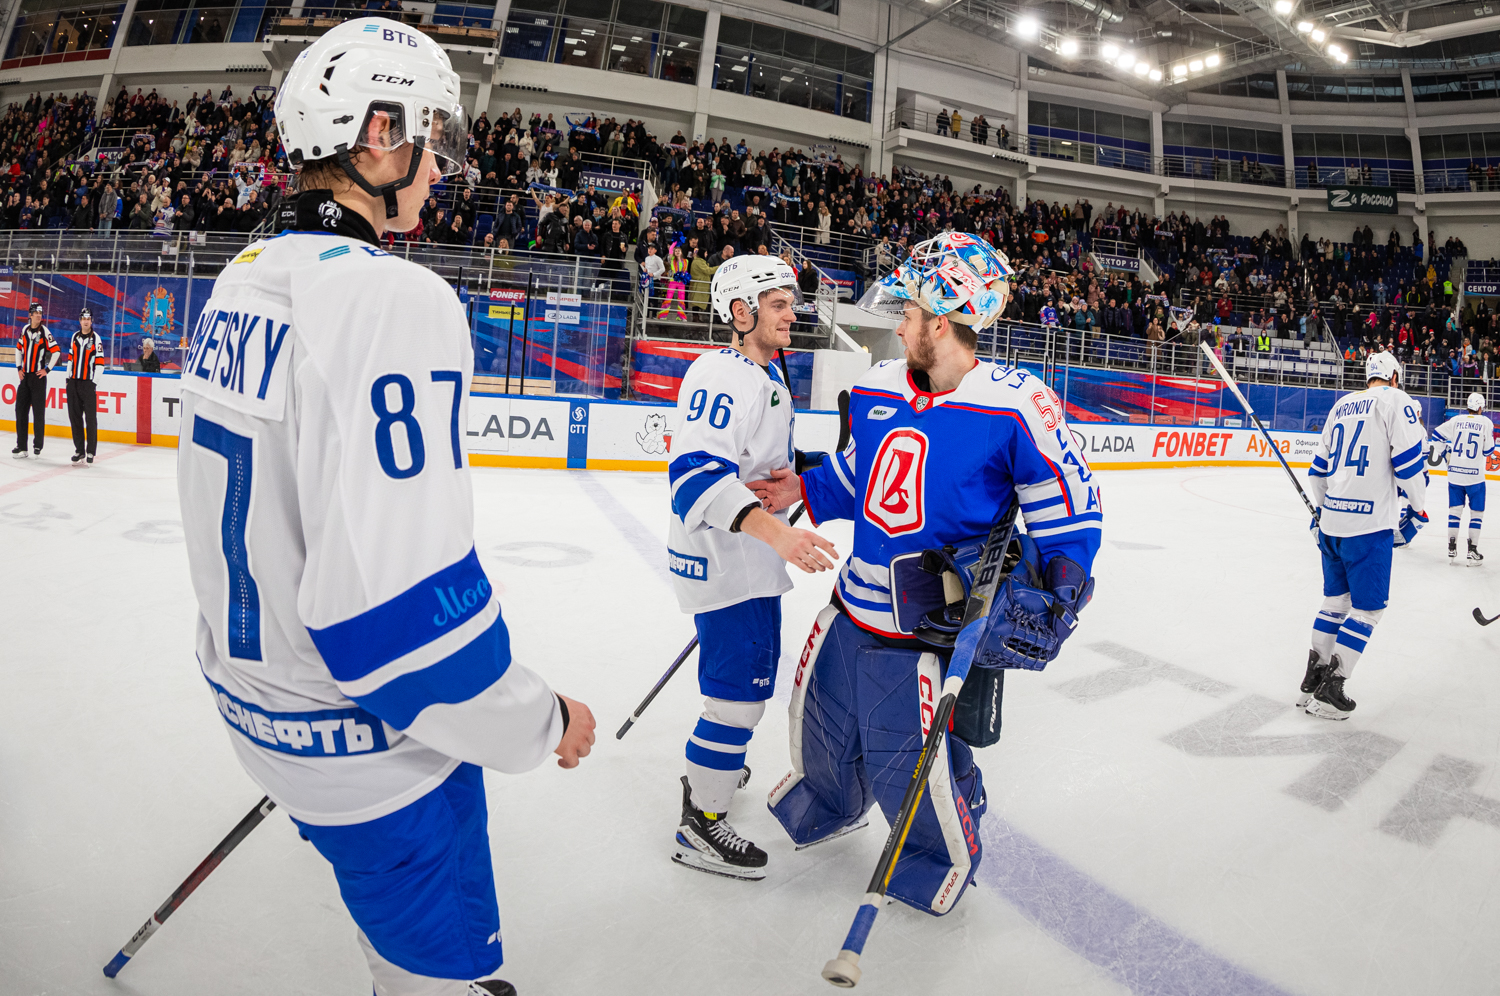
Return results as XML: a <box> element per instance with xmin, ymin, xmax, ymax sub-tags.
<box><xmin>864</xmin><ymin>428</ymin><xmax>928</xmax><ymax>535</ymax></box>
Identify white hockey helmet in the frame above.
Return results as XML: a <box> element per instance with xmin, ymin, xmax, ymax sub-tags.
<box><xmin>275</xmin><ymin>17</ymin><xmax>468</xmax><ymax>217</ymax></box>
<box><xmin>711</xmin><ymin>255</ymin><xmax>803</xmax><ymax>326</ymax></box>
<box><xmin>1468</xmin><ymin>392</ymin><xmax>1486</xmax><ymax>412</ymax></box>
<box><xmin>1366</xmin><ymin>350</ymin><xmax>1401</xmax><ymax>385</ymax></box>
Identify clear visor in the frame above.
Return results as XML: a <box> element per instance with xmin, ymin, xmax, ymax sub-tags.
<box><xmin>356</xmin><ymin>100</ymin><xmax>469</xmax><ymax>177</ymax></box>
<box><xmin>856</xmin><ymin>275</ymin><xmax>918</xmax><ymax>318</ymax></box>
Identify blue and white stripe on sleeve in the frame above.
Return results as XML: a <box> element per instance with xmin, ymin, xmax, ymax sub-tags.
<box><xmin>1392</xmin><ymin>441</ymin><xmax>1425</xmax><ymax>480</ymax></box>
<box><xmin>669</xmin><ymin>450</ymin><xmax>741</xmax><ymax>523</ymax></box>
<box><xmin>1309</xmin><ymin>453</ymin><xmax>1334</xmax><ymax>479</ymax></box>
<box><xmin>306</xmin><ymin>546</ymin><xmax>511</xmax><ymax>731</ymax></box>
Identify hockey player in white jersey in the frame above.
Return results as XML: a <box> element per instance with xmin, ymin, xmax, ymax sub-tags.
<box><xmin>1302</xmin><ymin>351</ymin><xmax>1429</xmax><ymax>720</ymax></box>
<box><xmin>665</xmin><ymin>255</ymin><xmax>839</xmax><ymax>880</ymax></box>
<box><xmin>175</xmin><ymin>19</ymin><xmax>595</xmax><ymax>996</ymax></box>
<box><xmin>1433</xmin><ymin>392</ymin><xmax>1494</xmax><ymax>565</ymax></box>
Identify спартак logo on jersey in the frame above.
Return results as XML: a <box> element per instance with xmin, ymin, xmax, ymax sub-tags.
<box><xmin>863</xmin><ymin>427</ymin><xmax>928</xmax><ymax>535</ymax></box>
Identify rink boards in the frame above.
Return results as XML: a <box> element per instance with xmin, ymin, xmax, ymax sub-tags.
<box><xmin>2</xmin><ymin>365</ymin><xmax>1490</xmax><ymax>478</ymax></box>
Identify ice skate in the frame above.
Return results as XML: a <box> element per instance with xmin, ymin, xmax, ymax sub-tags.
<box><xmin>10</xmin><ymin>446</ymin><xmax>25</xmax><ymax>459</ymax></box>
<box><xmin>672</xmin><ymin>776</ymin><xmax>767</xmax><ymax>881</ymax></box>
<box><xmin>1306</xmin><ymin>667</ymin><xmax>1355</xmax><ymax>720</ymax></box>
<box><xmin>470</xmin><ymin>980</ymin><xmax>518</xmax><ymax>996</ymax></box>
<box><xmin>1449</xmin><ymin>537</ymin><xmax>1459</xmax><ymax>562</ymax></box>
<box><xmin>793</xmin><ymin>815</ymin><xmax>871</xmax><ymax>851</ymax></box>
<box><xmin>1469</xmin><ymin>540</ymin><xmax>1484</xmax><ymax>566</ymax></box>
<box><xmin>1297</xmin><ymin>649</ymin><xmax>1334</xmax><ymax>708</ymax></box>
<box><xmin>71</xmin><ymin>452</ymin><xmax>84</xmax><ymax>464</ymax></box>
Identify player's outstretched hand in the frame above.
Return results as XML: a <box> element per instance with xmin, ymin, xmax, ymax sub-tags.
<box><xmin>771</xmin><ymin>527</ymin><xmax>839</xmax><ymax>574</ymax></box>
<box><xmin>554</xmin><ymin>694</ymin><xmax>596</xmax><ymax>769</ymax></box>
<box><xmin>746</xmin><ymin>467</ymin><xmax>803</xmax><ymax>513</ymax></box>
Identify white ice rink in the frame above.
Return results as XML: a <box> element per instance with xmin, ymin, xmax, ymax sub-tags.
<box><xmin>4</xmin><ymin>444</ymin><xmax>1500</xmax><ymax>996</ymax></box>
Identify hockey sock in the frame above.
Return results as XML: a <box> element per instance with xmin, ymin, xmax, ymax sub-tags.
<box><xmin>1450</xmin><ymin>503</ymin><xmax>1462</xmax><ymax>540</ymax></box>
<box><xmin>1333</xmin><ymin>608</ymin><xmax>1384</xmax><ymax>677</ymax></box>
<box><xmin>1311</xmin><ymin>593</ymin><xmax>1350</xmax><ymax>662</ymax></box>
<box><xmin>1470</xmin><ymin>512</ymin><xmax>1483</xmax><ymax>541</ymax></box>
<box><xmin>685</xmin><ymin>698</ymin><xmax>765</xmax><ymax>814</ymax></box>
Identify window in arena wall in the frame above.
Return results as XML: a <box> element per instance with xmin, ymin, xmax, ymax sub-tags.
<box><xmin>712</xmin><ymin>16</ymin><xmax>872</xmax><ymax>122</ymax></box>
<box><xmin>1288</xmin><ymin>130</ymin><xmax>1413</xmax><ymax>189</ymax></box>
<box><xmin>502</xmin><ymin>0</ymin><xmax>704</xmax><ymax>85</ymax></box>
<box><xmin>6</xmin><ymin>0</ymin><xmax>123</xmax><ymax>59</ymax></box>
<box><xmin>1418</xmin><ymin>130</ymin><xmax>1500</xmax><ymax>179</ymax></box>
<box><xmin>1025</xmin><ymin>99</ymin><xmax>1152</xmax><ymax>173</ymax></box>
<box><xmin>1284</xmin><ymin>74</ymin><xmax>1404</xmax><ymax>102</ymax></box>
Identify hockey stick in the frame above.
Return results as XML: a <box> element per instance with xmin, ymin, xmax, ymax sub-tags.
<box><xmin>822</xmin><ymin>497</ymin><xmax>1021</xmax><ymax>989</ymax></box>
<box><xmin>617</xmin><ymin>391</ymin><xmax>851</xmax><ymax>740</ymax></box>
<box><xmin>103</xmin><ymin>795</ymin><xmax>277</xmax><ymax>977</ymax></box>
<box><xmin>1198</xmin><ymin>341</ymin><xmax>1321</xmax><ymax>520</ymax></box>
<box><xmin>1473</xmin><ymin>607</ymin><xmax>1500</xmax><ymax>626</ymax></box>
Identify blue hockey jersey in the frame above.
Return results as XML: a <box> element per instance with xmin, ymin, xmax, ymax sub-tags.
<box><xmin>800</xmin><ymin>358</ymin><xmax>1102</xmax><ymax>638</ymax></box>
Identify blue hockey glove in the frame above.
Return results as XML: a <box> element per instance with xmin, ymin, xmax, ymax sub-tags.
<box><xmin>794</xmin><ymin>449</ymin><xmax>828</xmax><ymax>474</ymax></box>
<box><xmin>1394</xmin><ymin>503</ymin><xmax>1428</xmax><ymax>548</ymax></box>
<box><xmin>971</xmin><ymin>534</ymin><xmax>1095</xmax><ymax>672</ymax></box>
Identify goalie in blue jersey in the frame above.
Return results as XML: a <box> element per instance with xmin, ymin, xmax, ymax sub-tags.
<box><xmin>748</xmin><ymin>232</ymin><xmax>1101</xmax><ymax>916</ymax></box>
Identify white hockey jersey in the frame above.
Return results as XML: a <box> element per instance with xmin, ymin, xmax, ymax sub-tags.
<box><xmin>178</xmin><ymin>219</ymin><xmax>563</xmax><ymax>827</ymax></box>
<box><xmin>1435</xmin><ymin>412</ymin><xmax>1496</xmax><ymax>482</ymax></box>
<box><xmin>1308</xmin><ymin>385</ymin><xmax>1428</xmax><ymax>538</ymax></box>
<box><xmin>666</xmin><ymin>348</ymin><xmax>794</xmax><ymax>613</ymax></box>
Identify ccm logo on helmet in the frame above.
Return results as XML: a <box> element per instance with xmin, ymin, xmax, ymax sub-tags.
<box><xmin>371</xmin><ymin>74</ymin><xmax>415</xmax><ymax>85</ymax></box>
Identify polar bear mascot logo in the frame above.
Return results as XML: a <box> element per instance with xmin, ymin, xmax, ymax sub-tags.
<box><xmin>636</xmin><ymin>412</ymin><xmax>669</xmax><ymax>454</ymax></box>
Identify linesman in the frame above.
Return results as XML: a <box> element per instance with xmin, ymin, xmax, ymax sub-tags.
<box><xmin>66</xmin><ymin>307</ymin><xmax>101</xmax><ymax>464</ymax></box>
<box><xmin>12</xmin><ymin>303</ymin><xmax>59</xmax><ymax>459</ymax></box>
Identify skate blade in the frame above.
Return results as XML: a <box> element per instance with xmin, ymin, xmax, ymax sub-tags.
<box><xmin>1304</xmin><ymin>700</ymin><xmax>1352</xmax><ymax>721</ymax></box>
<box><xmin>1295</xmin><ymin>691</ymin><xmax>1315</xmax><ymax>708</ymax></box>
<box><xmin>794</xmin><ymin>817</ymin><xmax>871</xmax><ymax>851</ymax></box>
<box><xmin>671</xmin><ymin>847</ymin><xmax>767</xmax><ymax>880</ymax></box>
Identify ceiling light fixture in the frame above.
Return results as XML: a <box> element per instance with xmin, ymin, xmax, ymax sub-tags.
<box><xmin>1059</xmin><ymin>38</ymin><xmax>1078</xmax><ymax>55</ymax></box>
<box><xmin>1173</xmin><ymin>64</ymin><xmax>1187</xmax><ymax>76</ymax></box>
<box><xmin>1310</xmin><ymin>27</ymin><xmax>1325</xmax><ymax>41</ymax></box>
<box><xmin>1273</xmin><ymin>0</ymin><xmax>1294</xmax><ymax>13</ymax></box>
<box><xmin>1188</xmin><ymin>58</ymin><xmax>1203</xmax><ymax>71</ymax></box>
<box><xmin>1101</xmin><ymin>42</ymin><xmax>1119</xmax><ymax>59</ymax></box>
<box><xmin>1117</xmin><ymin>52</ymin><xmax>1136</xmax><ymax>69</ymax></box>
<box><xmin>1205</xmin><ymin>52</ymin><xmax>1220</xmax><ymax>67</ymax></box>
<box><xmin>1134</xmin><ymin>61</ymin><xmax>1149</xmax><ymax>75</ymax></box>
<box><xmin>1296</xmin><ymin>20</ymin><xmax>1313</xmax><ymax>31</ymax></box>
<box><xmin>1149</xmin><ymin>68</ymin><xmax>1163</xmax><ymax>80</ymax></box>
<box><xmin>1015</xmin><ymin>16</ymin><xmax>1038</xmax><ymax>37</ymax></box>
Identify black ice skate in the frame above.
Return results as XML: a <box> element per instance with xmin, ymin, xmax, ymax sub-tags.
<box><xmin>71</xmin><ymin>452</ymin><xmax>84</xmax><ymax>464</ymax></box>
<box><xmin>672</xmin><ymin>776</ymin><xmax>767</xmax><ymax>880</ymax></box>
<box><xmin>10</xmin><ymin>446</ymin><xmax>25</xmax><ymax>459</ymax></box>
<box><xmin>1450</xmin><ymin>537</ymin><xmax>1459</xmax><ymax>561</ymax></box>
<box><xmin>1306</xmin><ymin>667</ymin><xmax>1355</xmax><ymax>720</ymax></box>
<box><xmin>1469</xmin><ymin>540</ymin><xmax>1484</xmax><ymax>566</ymax></box>
<box><xmin>1297</xmin><ymin>649</ymin><xmax>1335</xmax><ymax>708</ymax></box>
<box><xmin>470</xmin><ymin>980</ymin><xmax>518</xmax><ymax>996</ymax></box>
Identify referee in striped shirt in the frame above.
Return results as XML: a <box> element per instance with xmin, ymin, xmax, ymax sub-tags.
<box><xmin>66</xmin><ymin>307</ymin><xmax>101</xmax><ymax>464</ymax></box>
<box><xmin>12</xmin><ymin>303</ymin><xmax>59</xmax><ymax>459</ymax></box>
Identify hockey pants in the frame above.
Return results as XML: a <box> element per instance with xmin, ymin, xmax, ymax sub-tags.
<box><xmin>769</xmin><ymin>605</ymin><xmax>986</xmax><ymax>916</ymax></box>
<box><xmin>14</xmin><ymin>372</ymin><xmax>46</xmax><ymax>451</ymax></box>
<box><xmin>67</xmin><ymin>379</ymin><xmax>97</xmax><ymax>456</ymax></box>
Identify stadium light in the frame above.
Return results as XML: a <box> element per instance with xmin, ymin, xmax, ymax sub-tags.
<box><xmin>1015</xmin><ymin>17</ymin><xmax>1038</xmax><ymax>38</ymax></box>
<box><xmin>1134</xmin><ymin>61</ymin><xmax>1149</xmax><ymax>75</ymax></box>
<box><xmin>1273</xmin><ymin>0</ymin><xmax>1294</xmax><ymax>13</ymax></box>
<box><xmin>1333</xmin><ymin>50</ymin><xmax>1348</xmax><ymax>62</ymax></box>
<box><xmin>1310</xmin><ymin>28</ymin><xmax>1325</xmax><ymax>41</ymax></box>
<box><xmin>1149</xmin><ymin>68</ymin><xmax>1163</xmax><ymax>81</ymax></box>
<box><xmin>1188</xmin><ymin>58</ymin><xmax>1203</xmax><ymax>71</ymax></box>
<box><xmin>1101</xmin><ymin>42</ymin><xmax>1119</xmax><ymax>59</ymax></box>
<box><xmin>1117</xmin><ymin>52</ymin><xmax>1136</xmax><ymax>69</ymax></box>
<box><xmin>1173</xmin><ymin>64</ymin><xmax>1187</xmax><ymax>76</ymax></box>
<box><xmin>1296</xmin><ymin>20</ymin><xmax>1313</xmax><ymax>31</ymax></box>
<box><xmin>1059</xmin><ymin>38</ymin><xmax>1079</xmax><ymax>56</ymax></box>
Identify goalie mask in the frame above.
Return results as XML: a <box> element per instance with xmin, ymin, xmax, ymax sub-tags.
<box><xmin>276</xmin><ymin>17</ymin><xmax>468</xmax><ymax>218</ymax></box>
<box><xmin>858</xmin><ymin>232</ymin><xmax>1014</xmax><ymax>329</ymax></box>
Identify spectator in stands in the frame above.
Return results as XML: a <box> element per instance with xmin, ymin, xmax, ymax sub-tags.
<box><xmin>71</xmin><ymin>193</ymin><xmax>95</xmax><ymax>230</ymax></box>
<box><xmin>139</xmin><ymin>338</ymin><xmax>161</xmax><ymax>373</ymax></box>
<box><xmin>495</xmin><ymin>200</ymin><xmax>525</xmax><ymax>248</ymax></box>
<box><xmin>573</xmin><ymin>218</ymin><xmax>600</xmax><ymax>257</ymax></box>
<box><xmin>128</xmin><ymin>193</ymin><xmax>153</xmax><ymax>230</ymax></box>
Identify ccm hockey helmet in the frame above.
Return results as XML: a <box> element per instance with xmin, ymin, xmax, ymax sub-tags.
<box><xmin>710</xmin><ymin>255</ymin><xmax>803</xmax><ymax>326</ymax></box>
<box><xmin>1366</xmin><ymin>350</ymin><xmax>1401</xmax><ymax>385</ymax></box>
<box><xmin>858</xmin><ymin>231</ymin><xmax>1014</xmax><ymax>329</ymax></box>
<box><xmin>276</xmin><ymin>17</ymin><xmax>468</xmax><ymax>217</ymax></box>
<box><xmin>1468</xmin><ymin>392</ymin><xmax>1486</xmax><ymax>412</ymax></box>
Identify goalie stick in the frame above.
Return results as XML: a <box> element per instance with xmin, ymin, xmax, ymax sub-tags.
<box><xmin>103</xmin><ymin>796</ymin><xmax>277</xmax><ymax>977</ymax></box>
<box><xmin>1474</xmin><ymin>607</ymin><xmax>1500</xmax><ymax>626</ymax></box>
<box><xmin>616</xmin><ymin>389</ymin><xmax>851</xmax><ymax>740</ymax></box>
<box><xmin>1199</xmin><ymin>341</ymin><xmax>1321</xmax><ymax>520</ymax></box>
<box><xmin>822</xmin><ymin>497</ymin><xmax>1020</xmax><ymax>989</ymax></box>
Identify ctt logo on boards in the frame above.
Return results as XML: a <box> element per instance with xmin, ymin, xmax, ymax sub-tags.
<box><xmin>864</xmin><ymin>428</ymin><xmax>929</xmax><ymax>535</ymax></box>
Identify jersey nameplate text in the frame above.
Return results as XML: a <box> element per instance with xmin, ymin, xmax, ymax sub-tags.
<box><xmin>180</xmin><ymin>297</ymin><xmax>294</xmax><ymax>421</ymax></box>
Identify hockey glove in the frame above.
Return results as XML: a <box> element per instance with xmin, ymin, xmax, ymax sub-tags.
<box><xmin>1394</xmin><ymin>498</ymin><xmax>1428</xmax><ymax>548</ymax></box>
<box><xmin>794</xmin><ymin>449</ymin><xmax>828</xmax><ymax>474</ymax></box>
<box><xmin>972</xmin><ymin>534</ymin><xmax>1094</xmax><ymax>672</ymax></box>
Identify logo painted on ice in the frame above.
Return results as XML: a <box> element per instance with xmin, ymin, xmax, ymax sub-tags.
<box><xmin>864</xmin><ymin>428</ymin><xmax>928</xmax><ymax>536</ymax></box>
<box><xmin>432</xmin><ymin>578</ymin><xmax>492</xmax><ymax>626</ymax></box>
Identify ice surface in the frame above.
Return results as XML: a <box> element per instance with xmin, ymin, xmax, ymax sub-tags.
<box><xmin>2</xmin><ymin>446</ymin><xmax>1498</xmax><ymax>996</ymax></box>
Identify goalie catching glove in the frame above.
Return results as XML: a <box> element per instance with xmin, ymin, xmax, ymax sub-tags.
<box><xmin>889</xmin><ymin>533</ymin><xmax>1094</xmax><ymax>672</ymax></box>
